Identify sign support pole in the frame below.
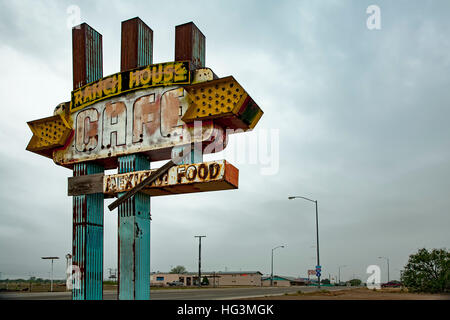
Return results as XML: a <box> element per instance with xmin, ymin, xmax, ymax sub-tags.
<box><xmin>118</xmin><ymin>18</ymin><xmax>153</xmax><ymax>300</ymax></box>
<box><xmin>174</xmin><ymin>21</ymin><xmax>206</xmax><ymax>166</ymax></box>
<box><xmin>117</xmin><ymin>154</ymin><xmax>151</xmax><ymax>300</ymax></box>
<box><xmin>71</xmin><ymin>23</ymin><xmax>104</xmax><ymax>300</ymax></box>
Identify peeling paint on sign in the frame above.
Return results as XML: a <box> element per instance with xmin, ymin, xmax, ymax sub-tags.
<box><xmin>103</xmin><ymin>160</ymin><xmax>238</xmax><ymax>196</ymax></box>
<box><xmin>70</xmin><ymin>61</ymin><xmax>190</xmax><ymax>113</ymax></box>
<box><xmin>54</xmin><ymin>84</ymin><xmax>227</xmax><ymax>168</ymax></box>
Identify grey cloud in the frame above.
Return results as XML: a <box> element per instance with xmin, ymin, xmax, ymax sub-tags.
<box><xmin>0</xmin><ymin>0</ymin><xmax>448</xmax><ymax>282</ymax></box>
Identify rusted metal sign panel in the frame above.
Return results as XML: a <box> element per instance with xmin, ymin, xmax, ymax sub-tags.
<box><xmin>183</xmin><ymin>76</ymin><xmax>264</xmax><ymax>130</ymax></box>
<box><xmin>26</xmin><ymin>113</ymin><xmax>73</xmax><ymax>158</ymax></box>
<box><xmin>26</xmin><ymin>22</ymin><xmax>263</xmax><ymax>172</ymax></box>
<box><xmin>53</xmin><ymin>83</ymin><xmax>225</xmax><ymax>168</ymax></box>
<box><xmin>68</xmin><ymin>160</ymin><xmax>238</xmax><ymax>196</ymax></box>
<box><xmin>72</xmin><ymin>23</ymin><xmax>103</xmax><ymax>90</ymax></box>
<box><xmin>26</xmin><ymin>68</ymin><xmax>263</xmax><ymax>168</ymax></box>
<box><xmin>70</xmin><ymin>61</ymin><xmax>190</xmax><ymax>113</ymax></box>
<box><xmin>106</xmin><ymin>160</ymin><xmax>238</xmax><ymax>196</ymax></box>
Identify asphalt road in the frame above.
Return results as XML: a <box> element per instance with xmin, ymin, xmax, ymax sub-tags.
<box><xmin>0</xmin><ymin>286</ymin><xmax>348</xmax><ymax>300</ymax></box>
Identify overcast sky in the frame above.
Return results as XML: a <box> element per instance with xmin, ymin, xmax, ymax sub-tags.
<box><xmin>0</xmin><ymin>0</ymin><xmax>449</xmax><ymax>283</ymax></box>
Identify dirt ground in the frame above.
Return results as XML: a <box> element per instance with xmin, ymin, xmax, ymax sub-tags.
<box><xmin>244</xmin><ymin>288</ymin><xmax>450</xmax><ymax>300</ymax></box>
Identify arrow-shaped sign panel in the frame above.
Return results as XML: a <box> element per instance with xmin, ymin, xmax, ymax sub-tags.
<box><xmin>183</xmin><ymin>76</ymin><xmax>263</xmax><ymax>131</ymax></box>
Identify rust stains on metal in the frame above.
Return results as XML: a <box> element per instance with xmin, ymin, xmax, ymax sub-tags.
<box><xmin>121</xmin><ymin>17</ymin><xmax>153</xmax><ymax>72</ymax></box>
<box><xmin>132</xmin><ymin>93</ymin><xmax>160</xmax><ymax>141</ymax></box>
<box><xmin>72</xmin><ymin>23</ymin><xmax>103</xmax><ymax>90</ymax></box>
<box><xmin>104</xmin><ymin>160</ymin><xmax>238</xmax><ymax>196</ymax></box>
<box><xmin>70</xmin><ymin>61</ymin><xmax>190</xmax><ymax>113</ymax></box>
<box><xmin>175</xmin><ymin>22</ymin><xmax>205</xmax><ymax>70</ymax></box>
<box><xmin>54</xmin><ymin>84</ymin><xmax>227</xmax><ymax>168</ymax></box>
<box><xmin>68</xmin><ymin>160</ymin><xmax>239</xmax><ymax>197</ymax></box>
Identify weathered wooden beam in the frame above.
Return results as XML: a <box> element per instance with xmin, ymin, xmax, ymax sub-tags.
<box><xmin>68</xmin><ymin>173</ymin><xmax>104</xmax><ymax>196</ymax></box>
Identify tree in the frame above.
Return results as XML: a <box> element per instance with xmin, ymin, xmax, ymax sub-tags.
<box><xmin>170</xmin><ymin>265</ymin><xmax>187</xmax><ymax>274</ymax></box>
<box><xmin>321</xmin><ymin>278</ymin><xmax>330</xmax><ymax>284</ymax></box>
<box><xmin>349</xmin><ymin>279</ymin><xmax>361</xmax><ymax>286</ymax></box>
<box><xmin>201</xmin><ymin>276</ymin><xmax>209</xmax><ymax>286</ymax></box>
<box><xmin>401</xmin><ymin>248</ymin><xmax>449</xmax><ymax>293</ymax></box>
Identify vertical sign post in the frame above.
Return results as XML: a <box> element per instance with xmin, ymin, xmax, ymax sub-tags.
<box><xmin>71</xmin><ymin>23</ymin><xmax>105</xmax><ymax>300</ymax></box>
<box><xmin>174</xmin><ymin>22</ymin><xmax>206</xmax><ymax>164</ymax></box>
<box><xmin>118</xmin><ymin>18</ymin><xmax>153</xmax><ymax>300</ymax></box>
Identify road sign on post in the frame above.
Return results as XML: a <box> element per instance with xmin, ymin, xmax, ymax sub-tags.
<box><xmin>26</xmin><ymin>17</ymin><xmax>263</xmax><ymax>300</ymax></box>
<box><xmin>315</xmin><ymin>266</ymin><xmax>322</xmax><ymax>280</ymax></box>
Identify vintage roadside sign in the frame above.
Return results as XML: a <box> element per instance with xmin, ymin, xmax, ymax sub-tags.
<box><xmin>25</xmin><ymin>18</ymin><xmax>263</xmax><ymax>300</ymax></box>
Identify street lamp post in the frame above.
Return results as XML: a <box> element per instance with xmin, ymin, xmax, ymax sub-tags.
<box><xmin>41</xmin><ymin>257</ymin><xmax>59</xmax><ymax>292</ymax></box>
<box><xmin>271</xmin><ymin>245</ymin><xmax>285</xmax><ymax>286</ymax></box>
<box><xmin>378</xmin><ymin>256</ymin><xmax>390</xmax><ymax>283</ymax></box>
<box><xmin>288</xmin><ymin>196</ymin><xmax>321</xmax><ymax>289</ymax></box>
<box><xmin>195</xmin><ymin>236</ymin><xmax>206</xmax><ymax>287</ymax></box>
<box><xmin>338</xmin><ymin>265</ymin><xmax>347</xmax><ymax>285</ymax></box>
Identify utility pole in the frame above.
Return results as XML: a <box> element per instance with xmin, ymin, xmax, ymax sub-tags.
<box><xmin>378</xmin><ymin>256</ymin><xmax>390</xmax><ymax>282</ymax></box>
<box><xmin>28</xmin><ymin>272</ymin><xmax>33</xmax><ymax>292</ymax></box>
<box><xmin>338</xmin><ymin>265</ymin><xmax>347</xmax><ymax>285</ymax></box>
<box><xmin>195</xmin><ymin>236</ymin><xmax>206</xmax><ymax>287</ymax></box>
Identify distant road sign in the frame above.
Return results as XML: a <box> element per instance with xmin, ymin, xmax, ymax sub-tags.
<box><xmin>316</xmin><ymin>272</ymin><xmax>321</xmax><ymax>277</ymax></box>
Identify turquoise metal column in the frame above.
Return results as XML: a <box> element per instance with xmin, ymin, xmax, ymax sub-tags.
<box><xmin>118</xmin><ymin>17</ymin><xmax>153</xmax><ymax>300</ymax></box>
<box><xmin>73</xmin><ymin>163</ymin><xmax>104</xmax><ymax>300</ymax></box>
<box><xmin>118</xmin><ymin>155</ymin><xmax>151</xmax><ymax>300</ymax></box>
<box><xmin>173</xmin><ymin>145</ymin><xmax>203</xmax><ymax>165</ymax></box>
<box><xmin>71</xmin><ymin>23</ymin><xmax>104</xmax><ymax>300</ymax></box>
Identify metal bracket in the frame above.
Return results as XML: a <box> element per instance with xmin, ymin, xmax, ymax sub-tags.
<box><xmin>107</xmin><ymin>145</ymin><xmax>191</xmax><ymax>211</ymax></box>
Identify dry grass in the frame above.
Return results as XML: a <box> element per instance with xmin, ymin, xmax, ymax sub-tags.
<box><xmin>243</xmin><ymin>288</ymin><xmax>450</xmax><ymax>300</ymax></box>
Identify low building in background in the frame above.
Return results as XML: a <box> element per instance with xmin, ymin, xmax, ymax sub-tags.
<box><xmin>261</xmin><ymin>275</ymin><xmax>308</xmax><ymax>287</ymax></box>
<box><xmin>212</xmin><ymin>271</ymin><xmax>262</xmax><ymax>286</ymax></box>
<box><xmin>150</xmin><ymin>271</ymin><xmax>263</xmax><ymax>287</ymax></box>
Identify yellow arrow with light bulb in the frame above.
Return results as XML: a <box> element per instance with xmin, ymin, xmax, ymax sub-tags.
<box><xmin>182</xmin><ymin>76</ymin><xmax>263</xmax><ymax>131</ymax></box>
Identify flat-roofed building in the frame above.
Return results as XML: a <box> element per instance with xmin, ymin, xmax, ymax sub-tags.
<box><xmin>262</xmin><ymin>275</ymin><xmax>308</xmax><ymax>287</ymax></box>
<box><xmin>150</xmin><ymin>271</ymin><xmax>262</xmax><ymax>287</ymax></box>
<box><xmin>212</xmin><ymin>271</ymin><xmax>262</xmax><ymax>286</ymax></box>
